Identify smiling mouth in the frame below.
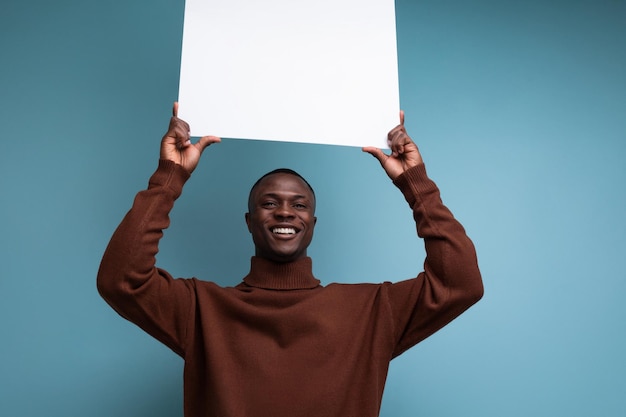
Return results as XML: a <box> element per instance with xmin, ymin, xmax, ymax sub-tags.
<box><xmin>272</xmin><ymin>227</ymin><xmax>297</xmax><ymax>235</ymax></box>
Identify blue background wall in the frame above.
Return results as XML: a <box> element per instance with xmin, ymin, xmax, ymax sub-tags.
<box><xmin>1</xmin><ymin>0</ymin><xmax>625</xmax><ymax>416</ymax></box>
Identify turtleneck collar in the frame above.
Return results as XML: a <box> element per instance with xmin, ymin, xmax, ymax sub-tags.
<box><xmin>242</xmin><ymin>257</ymin><xmax>321</xmax><ymax>290</ymax></box>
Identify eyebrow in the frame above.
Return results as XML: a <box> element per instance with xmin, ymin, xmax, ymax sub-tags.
<box><xmin>259</xmin><ymin>192</ymin><xmax>310</xmax><ymax>201</ymax></box>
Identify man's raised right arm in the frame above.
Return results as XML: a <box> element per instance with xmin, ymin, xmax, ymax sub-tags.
<box><xmin>96</xmin><ymin>103</ymin><xmax>219</xmax><ymax>355</ymax></box>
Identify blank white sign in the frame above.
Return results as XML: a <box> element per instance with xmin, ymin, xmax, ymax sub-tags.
<box><xmin>177</xmin><ymin>0</ymin><xmax>399</xmax><ymax>148</ymax></box>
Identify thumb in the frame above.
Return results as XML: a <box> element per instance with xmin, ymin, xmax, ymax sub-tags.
<box><xmin>362</xmin><ymin>146</ymin><xmax>388</xmax><ymax>166</ymax></box>
<box><xmin>194</xmin><ymin>135</ymin><xmax>221</xmax><ymax>153</ymax></box>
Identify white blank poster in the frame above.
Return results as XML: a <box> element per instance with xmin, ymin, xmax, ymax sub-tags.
<box><xmin>177</xmin><ymin>0</ymin><xmax>399</xmax><ymax>148</ymax></box>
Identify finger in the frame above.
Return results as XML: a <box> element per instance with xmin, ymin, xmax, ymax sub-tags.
<box><xmin>399</xmin><ymin>110</ymin><xmax>405</xmax><ymax>126</ymax></box>
<box><xmin>195</xmin><ymin>135</ymin><xmax>221</xmax><ymax>153</ymax></box>
<box><xmin>388</xmin><ymin>130</ymin><xmax>405</xmax><ymax>155</ymax></box>
<box><xmin>170</xmin><ymin>126</ymin><xmax>191</xmax><ymax>149</ymax></box>
<box><xmin>386</xmin><ymin>139</ymin><xmax>396</xmax><ymax>157</ymax></box>
<box><xmin>181</xmin><ymin>119</ymin><xmax>190</xmax><ymax>133</ymax></box>
<box><xmin>173</xmin><ymin>101</ymin><xmax>179</xmax><ymax>118</ymax></box>
<box><xmin>172</xmin><ymin>124</ymin><xmax>190</xmax><ymax>139</ymax></box>
<box><xmin>177</xmin><ymin>138</ymin><xmax>191</xmax><ymax>149</ymax></box>
<box><xmin>387</xmin><ymin>124</ymin><xmax>405</xmax><ymax>142</ymax></box>
<box><xmin>168</xmin><ymin>118</ymin><xmax>190</xmax><ymax>136</ymax></box>
<box><xmin>362</xmin><ymin>146</ymin><xmax>388</xmax><ymax>165</ymax></box>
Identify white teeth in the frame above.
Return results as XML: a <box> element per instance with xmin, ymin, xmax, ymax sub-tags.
<box><xmin>272</xmin><ymin>227</ymin><xmax>296</xmax><ymax>235</ymax></box>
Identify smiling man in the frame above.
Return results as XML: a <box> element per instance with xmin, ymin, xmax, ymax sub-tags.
<box><xmin>97</xmin><ymin>103</ymin><xmax>483</xmax><ymax>417</ymax></box>
<box><xmin>245</xmin><ymin>169</ymin><xmax>317</xmax><ymax>263</ymax></box>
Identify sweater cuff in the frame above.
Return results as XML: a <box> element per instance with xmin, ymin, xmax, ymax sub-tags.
<box><xmin>392</xmin><ymin>163</ymin><xmax>437</xmax><ymax>207</ymax></box>
<box><xmin>147</xmin><ymin>159</ymin><xmax>191</xmax><ymax>198</ymax></box>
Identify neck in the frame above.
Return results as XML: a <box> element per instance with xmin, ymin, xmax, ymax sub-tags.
<box><xmin>243</xmin><ymin>256</ymin><xmax>320</xmax><ymax>290</ymax></box>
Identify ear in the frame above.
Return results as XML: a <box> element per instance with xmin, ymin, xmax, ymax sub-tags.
<box><xmin>245</xmin><ymin>212</ymin><xmax>252</xmax><ymax>232</ymax></box>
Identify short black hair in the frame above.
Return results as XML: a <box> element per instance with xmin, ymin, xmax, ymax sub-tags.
<box><xmin>248</xmin><ymin>168</ymin><xmax>315</xmax><ymax>212</ymax></box>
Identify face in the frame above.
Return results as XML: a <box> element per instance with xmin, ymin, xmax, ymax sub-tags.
<box><xmin>245</xmin><ymin>173</ymin><xmax>317</xmax><ymax>263</ymax></box>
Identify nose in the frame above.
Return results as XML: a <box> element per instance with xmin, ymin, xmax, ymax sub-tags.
<box><xmin>274</xmin><ymin>202</ymin><xmax>295</xmax><ymax>219</ymax></box>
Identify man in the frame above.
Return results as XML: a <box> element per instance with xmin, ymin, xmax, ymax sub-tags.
<box><xmin>97</xmin><ymin>103</ymin><xmax>483</xmax><ymax>417</ymax></box>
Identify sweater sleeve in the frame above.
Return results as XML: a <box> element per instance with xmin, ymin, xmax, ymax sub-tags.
<box><xmin>386</xmin><ymin>164</ymin><xmax>484</xmax><ymax>358</ymax></box>
<box><xmin>97</xmin><ymin>159</ymin><xmax>196</xmax><ymax>357</ymax></box>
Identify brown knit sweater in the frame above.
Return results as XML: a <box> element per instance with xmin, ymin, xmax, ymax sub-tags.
<box><xmin>97</xmin><ymin>159</ymin><xmax>483</xmax><ymax>417</ymax></box>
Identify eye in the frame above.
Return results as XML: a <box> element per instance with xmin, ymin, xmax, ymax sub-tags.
<box><xmin>261</xmin><ymin>201</ymin><xmax>278</xmax><ymax>208</ymax></box>
<box><xmin>293</xmin><ymin>203</ymin><xmax>307</xmax><ymax>209</ymax></box>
